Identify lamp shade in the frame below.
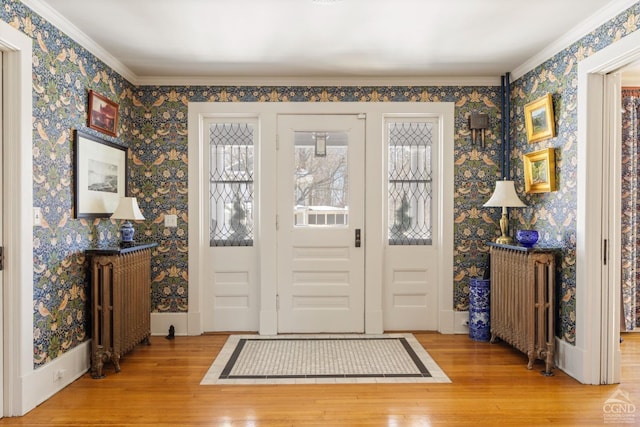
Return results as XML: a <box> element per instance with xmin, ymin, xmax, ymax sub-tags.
<box><xmin>111</xmin><ymin>197</ymin><xmax>145</xmax><ymax>220</ymax></box>
<box><xmin>483</xmin><ymin>180</ymin><xmax>526</xmax><ymax>208</ymax></box>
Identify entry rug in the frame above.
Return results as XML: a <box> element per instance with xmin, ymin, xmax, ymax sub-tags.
<box><xmin>201</xmin><ymin>333</ymin><xmax>451</xmax><ymax>385</ymax></box>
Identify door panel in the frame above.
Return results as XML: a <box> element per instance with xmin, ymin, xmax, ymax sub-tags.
<box><xmin>203</xmin><ymin>118</ymin><xmax>259</xmax><ymax>332</ymax></box>
<box><xmin>383</xmin><ymin>117</ymin><xmax>440</xmax><ymax>330</ymax></box>
<box><xmin>277</xmin><ymin>115</ymin><xmax>365</xmax><ymax>333</ymax></box>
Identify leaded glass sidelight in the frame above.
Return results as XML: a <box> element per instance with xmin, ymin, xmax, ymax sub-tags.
<box><xmin>209</xmin><ymin>122</ymin><xmax>254</xmax><ymax>246</ymax></box>
<box><xmin>388</xmin><ymin>121</ymin><xmax>433</xmax><ymax>245</ymax></box>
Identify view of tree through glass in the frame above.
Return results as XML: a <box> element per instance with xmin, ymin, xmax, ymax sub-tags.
<box><xmin>388</xmin><ymin>121</ymin><xmax>433</xmax><ymax>245</ymax></box>
<box><xmin>293</xmin><ymin>131</ymin><xmax>349</xmax><ymax>227</ymax></box>
<box><xmin>209</xmin><ymin>122</ymin><xmax>254</xmax><ymax>246</ymax></box>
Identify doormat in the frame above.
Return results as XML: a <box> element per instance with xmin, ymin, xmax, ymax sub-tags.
<box><xmin>200</xmin><ymin>333</ymin><xmax>450</xmax><ymax>385</ymax></box>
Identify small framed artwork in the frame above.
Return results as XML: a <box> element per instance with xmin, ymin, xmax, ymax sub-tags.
<box><xmin>74</xmin><ymin>129</ymin><xmax>128</xmax><ymax>218</ymax></box>
<box><xmin>523</xmin><ymin>148</ymin><xmax>556</xmax><ymax>193</ymax></box>
<box><xmin>88</xmin><ymin>90</ymin><xmax>119</xmax><ymax>137</ymax></box>
<box><xmin>524</xmin><ymin>93</ymin><xmax>556</xmax><ymax>144</ymax></box>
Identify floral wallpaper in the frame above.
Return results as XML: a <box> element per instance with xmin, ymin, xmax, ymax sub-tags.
<box><xmin>1</xmin><ymin>0</ymin><xmax>137</xmax><ymax>366</ymax></box>
<box><xmin>130</xmin><ymin>85</ymin><xmax>504</xmax><ymax>316</ymax></box>
<box><xmin>509</xmin><ymin>3</ymin><xmax>640</xmax><ymax>343</ymax></box>
<box><xmin>2</xmin><ymin>0</ymin><xmax>640</xmax><ymax>368</ymax></box>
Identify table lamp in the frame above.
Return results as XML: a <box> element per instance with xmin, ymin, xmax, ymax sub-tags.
<box><xmin>111</xmin><ymin>197</ymin><xmax>145</xmax><ymax>246</ymax></box>
<box><xmin>483</xmin><ymin>179</ymin><xmax>526</xmax><ymax>244</ymax></box>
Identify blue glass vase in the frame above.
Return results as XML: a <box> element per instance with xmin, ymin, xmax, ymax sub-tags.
<box><xmin>516</xmin><ymin>229</ymin><xmax>539</xmax><ymax>247</ymax></box>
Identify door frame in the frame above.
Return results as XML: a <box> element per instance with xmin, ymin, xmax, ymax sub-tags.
<box><xmin>188</xmin><ymin>102</ymin><xmax>454</xmax><ymax>336</ymax></box>
<box><xmin>0</xmin><ymin>20</ymin><xmax>34</xmax><ymax>415</ymax></box>
<box><xmin>575</xmin><ymin>28</ymin><xmax>640</xmax><ymax>384</ymax></box>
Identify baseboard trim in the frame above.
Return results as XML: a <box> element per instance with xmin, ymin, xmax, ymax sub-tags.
<box><xmin>439</xmin><ymin>309</ymin><xmax>469</xmax><ymax>334</ymax></box>
<box><xmin>151</xmin><ymin>312</ymin><xmax>189</xmax><ymax>336</ymax></box>
<box><xmin>20</xmin><ymin>340</ymin><xmax>90</xmax><ymax>415</ymax></box>
<box><xmin>454</xmin><ymin>311</ymin><xmax>470</xmax><ymax>334</ymax></box>
<box><xmin>555</xmin><ymin>337</ymin><xmax>590</xmax><ymax>384</ymax></box>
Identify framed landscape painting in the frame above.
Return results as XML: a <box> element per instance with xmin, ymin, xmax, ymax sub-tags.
<box><xmin>524</xmin><ymin>93</ymin><xmax>556</xmax><ymax>144</ymax></box>
<box><xmin>88</xmin><ymin>90</ymin><xmax>119</xmax><ymax>137</ymax></box>
<box><xmin>74</xmin><ymin>129</ymin><xmax>128</xmax><ymax>218</ymax></box>
<box><xmin>523</xmin><ymin>148</ymin><xmax>556</xmax><ymax>194</ymax></box>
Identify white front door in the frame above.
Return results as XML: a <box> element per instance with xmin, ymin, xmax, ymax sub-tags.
<box><xmin>276</xmin><ymin>114</ymin><xmax>365</xmax><ymax>333</ymax></box>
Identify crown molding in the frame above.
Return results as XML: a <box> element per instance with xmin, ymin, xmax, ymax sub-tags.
<box><xmin>20</xmin><ymin>0</ymin><xmax>139</xmax><ymax>85</ymax></box>
<box><xmin>511</xmin><ymin>0</ymin><xmax>640</xmax><ymax>81</ymax></box>
<box><xmin>135</xmin><ymin>75</ymin><xmax>502</xmax><ymax>87</ymax></box>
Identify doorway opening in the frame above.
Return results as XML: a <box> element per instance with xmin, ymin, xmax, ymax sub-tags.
<box><xmin>577</xmin><ymin>28</ymin><xmax>640</xmax><ymax>385</ymax></box>
<box><xmin>187</xmin><ymin>102</ymin><xmax>455</xmax><ymax>336</ymax></box>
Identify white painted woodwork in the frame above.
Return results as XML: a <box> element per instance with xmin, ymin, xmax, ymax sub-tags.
<box><xmin>602</xmin><ymin>71</ymin><xmax>622</xmax><ymax>384</ymax></box>
<box><xmin>576</xmin><ymin>27</ymin><xmax>640</xmax><ymax>384</ymax></box>
<box><xmin>188</xmin><ymin>102</ymin><xmax>454</xmax><ymax>338</ymax></box>
<box><xmin>276</xmin><ymin>115</ymin><xmax>365</xmax><ymax>333</ymax></box>
<box><xmin>202</xmin><ymin>118</ymin><xmax>260</xmax><ymax>332</ymax></box>
<box><xmin>0</xmin><ymin>19</ymin><xmax>34</xmax><ymax>416</ymax></box>
<box><xmin>383</xmin><ymin>117</ymin><xmax>440</xmax><ymax>331</ymax></box>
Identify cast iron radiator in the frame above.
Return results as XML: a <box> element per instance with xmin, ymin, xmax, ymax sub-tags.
<box><xmin>489</xmin><ymin>244</ymin><xmax>556</xmax><ymax>375</ymax></box>
<box><xmin>88</xmin><ymin>245</ymin><xmax>153</xmax><ymax>378</ymax></box>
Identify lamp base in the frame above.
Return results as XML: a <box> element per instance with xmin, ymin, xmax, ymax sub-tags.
<box><xmin>495</xmin><ymin>235</ymin><xmax>514</xmax><ymax>245</ymax></box>
<box><xmin>119</xmin><ymin>221</ymin><xmax>135</xmax><ymax>245</ymax></box>
<box><xmin>495</xmin><ymin>212</ymin><xmax>513</xmax><ymax>245</ymax></box>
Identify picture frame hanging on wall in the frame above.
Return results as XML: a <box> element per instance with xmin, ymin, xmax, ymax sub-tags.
<box><xmin>523</xmin><ymin>148</ymin><xmax>556</xmax><ymax>194</ymax></box>
<box><xmin>73</xmin><ymin>129</ymin><xmax>128</xmax><ymax>218</ymax></box>
<box><xmin>88</xmin><ymin>90</ymin><xmax>119</xmax><ymax>137</ymax></box>
<box><xmin>524</xmin><ymin>93</ymin><xmax>556</xmax><ymax>144</ymax></box>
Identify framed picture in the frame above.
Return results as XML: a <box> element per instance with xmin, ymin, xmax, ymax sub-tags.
<box><xmin>524</xmin><ymin>93</ymin><xmax>556</xmax><ymax>144</ymax></box>
<box><xmin>523</xmin><ymin>148</ymin><xmax>556</xmax><ymax>193</ymax></box>
<box><xmin>74</xmin><ymin>129</ymin><xmax>128</xmax><ymax>218</ymax></box>
<box><xmin>88</xmin><ymin>90</ymin><xmax>119</xmax><ymax>137</ymax></box>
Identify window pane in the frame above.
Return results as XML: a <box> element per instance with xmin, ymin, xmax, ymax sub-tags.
<box><xmin>388</xmin><ymin>121</ymin><xmax>433</xmax><ymax>245</ymax></box>
<box><xmin>209</xmin><ymin>123</ymin><xmax>254</xmax><ymax>246</ymax></box>
<box><xmin>293</xmin><ymin>131</ymin><xmax>348</xmax><ymax>227</ymax></box>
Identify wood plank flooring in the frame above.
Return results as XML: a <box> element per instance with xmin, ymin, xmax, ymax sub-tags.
<box><xmin>1</xmin><ymin>332</ymin><xmax>638</xmax><ymax>426</ymax></box>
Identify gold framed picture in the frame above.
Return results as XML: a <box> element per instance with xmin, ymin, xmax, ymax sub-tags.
<box><xmin>524</xmin><ymin>93</ymin><xmax>556</xmax><ymax>144</ymax></box>
<box><xmin>523</xmin><ymin>148</ymin><xmax>556</xmax><ymax>193</ymax></box>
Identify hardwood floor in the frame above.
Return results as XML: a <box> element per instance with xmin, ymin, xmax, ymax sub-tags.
<box><xmin>1</xmin><ymin>332</ymin><xmax>638</xmax><ymax>426</ymax></box>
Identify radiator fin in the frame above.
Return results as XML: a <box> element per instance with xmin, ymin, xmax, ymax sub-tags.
<box><xmin>90</xmin><ymin>248</ymin><xmax>152</xmax><ymax>378</ymax></box>
<box><xmin>490</xmin><ymin>245</ymin><xmax>555</xmax><ymax>375</ymax></box>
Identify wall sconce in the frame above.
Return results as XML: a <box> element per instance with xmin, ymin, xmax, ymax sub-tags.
<box><xmin>469</xmin><ymin>113</ymin><xmax>489</xmax><ymax>147</ymax></box>
<box><xmin>313</xmin><ymin>131</ymin><xmax>327</xmax><ymax>157</ymax></box>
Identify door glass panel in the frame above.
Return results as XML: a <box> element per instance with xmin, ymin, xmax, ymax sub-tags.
<box><xmin>209</xmin><ymin>122</ymin><xmax>254</xmax><ymax>246</ymax></box>
<box><xmin>388</xmin><ymin>121</ymin><xmax>433</xmax><ymax>245</ymax></box>
<box><xmin>293</xmin><ymin>131</ymin><xmax>348</xmax><ymax>227</ymax></box>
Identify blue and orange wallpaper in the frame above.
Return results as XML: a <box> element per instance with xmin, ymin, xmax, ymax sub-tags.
<box><xmin>2</xmin><ymin>0</ymin><xmax>639</xmax><ymax>367</ymax></box>
<box><xmin>509</xmin><ymin>6</ymin><xmax>640</xmax><ymax>343</ymax></box>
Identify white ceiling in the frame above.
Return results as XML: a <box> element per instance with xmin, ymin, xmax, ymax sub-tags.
<box><xmin>22</xmin><ymin>0</ymin><xmax>639</xmax><ymax>85</ymax></box>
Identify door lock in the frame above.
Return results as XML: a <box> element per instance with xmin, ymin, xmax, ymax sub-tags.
<box><xmin>355</xmin><ymin>229</ymin><xmax>361</xmax><ymax>247</ymax></box>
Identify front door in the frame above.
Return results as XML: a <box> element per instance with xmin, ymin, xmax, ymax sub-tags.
<box><xmin>276</xmin><ymin>114</ymin><xmax>365</xmax><ymax>333</ymax></box>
